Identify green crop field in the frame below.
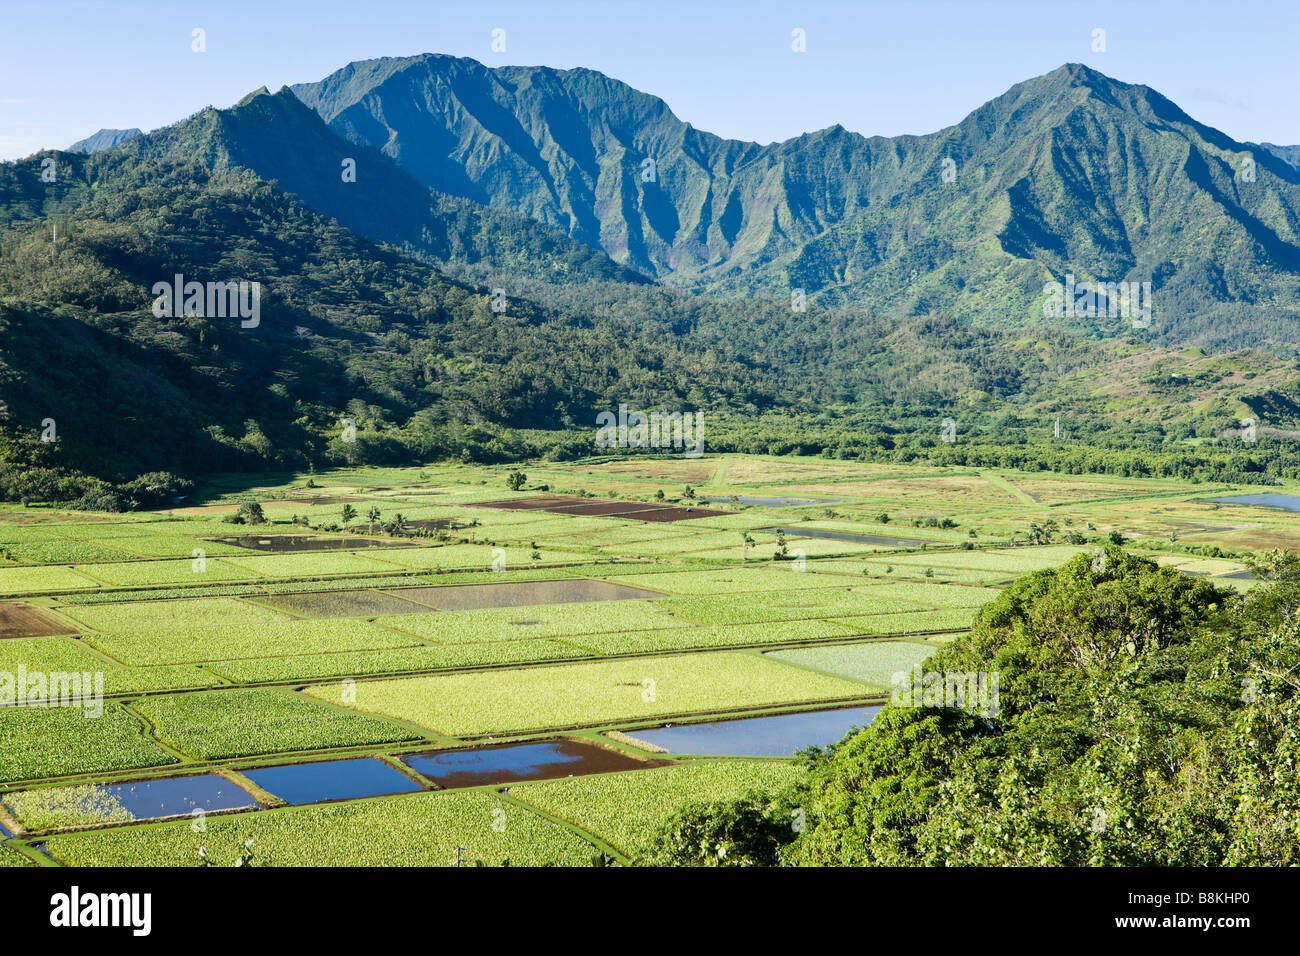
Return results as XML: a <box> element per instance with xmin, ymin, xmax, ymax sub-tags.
<box><xmin>133</xmin><ymin>689</ymin><xmax>426</xmax><ymax>759</ymax></box>
<box><xmin>766</xmin><ymin>640</ymin><xmax>938</xmax><ymax>690</ymax></box>
<box><xmin>0</xmin><ymin>455</ymin><xmax>1261</xmax><ymax>866</ymax></box>
<box><xmin>306</xmin><ymin>651</ymin><xmax>873</xmax><ymax>736</ymax></box>
<box><xmin>512</xmin><ymin>759</ymin><xmax>807</xmax><ymax>859</ymax></box>
<box><xmin>41</xmin><ymin>790</ymin><xmax>596</xmax><ymax>866</ymax></box>
<box><xmin>0</xmin><ymin>705</ymin><xmax>175</xmax><ymax>784</ymax></box>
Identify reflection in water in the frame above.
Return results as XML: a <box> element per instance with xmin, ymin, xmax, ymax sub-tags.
<box><xmin>244</xmin><ymin>757</ymin><xmax>421</xmax><ymax>806</ymax></box>
<box><xmin>403</xmin><ymin>739</ymin><xmax>663</xmax><ymax>788</ymax></box>
<box><xmin>624</xmin><ymin>706</ymin><xmax>882</xmax><ymax>757</ymax></box>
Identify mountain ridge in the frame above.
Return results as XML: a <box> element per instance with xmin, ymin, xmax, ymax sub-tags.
<box><xmin>290</xmin><ymin>57</ymin><xmax>1300</xmax><ymax>345</ymax></box>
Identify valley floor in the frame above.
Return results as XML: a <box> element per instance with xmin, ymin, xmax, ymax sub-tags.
<box><xmin>0</xmin><ymin>454</ymin><xmax>1284</xmax><ymax>866</ymax></box>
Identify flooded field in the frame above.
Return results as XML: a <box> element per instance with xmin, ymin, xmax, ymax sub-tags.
<box><xmin>256</xmin><ymin>578</ymin><xmax>664</xmax><ymax>617</ymax></box>
<box><xmin>402</xmin><ymin>739</ymin><xmax>665</xmax><ymax>788</ymax></box>
<box><xmin>1211</xmin><ymin>493</ymin><xmax>1300</xmax><ymax>512</ymax></box>
<box><xmin>5</xmin><ymin>774</ymin><xmax>262</xmax><ymax>826</ymax></box>
<box><xmin>622</xmin><ymin>706</ymin><xmax>882</xmax><ymax>756</ymax></box>
<box><xmin>243</xmin><ymin>757</ymin><xmax>421</xmax><ymax>805</ymax></box>
<box><xmin>0</xmin><ymin>603</ymin><xmax>75</xmax><ymax>639</ymax></box>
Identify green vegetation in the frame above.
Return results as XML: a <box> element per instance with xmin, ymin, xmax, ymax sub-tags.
<box><xmin>514</xmin><ymin>760</ymin><xmax>805</xmax><ymax>860</ymax></box>
<box><xmin>134</xmin><ymin>688</ymin><xmax>424</xmax><ymax>759</ymax></box>
<box><xmin>4</xmin><ymin>783</ymin><xmax>134</xmax><ymax>830</ymax></box>
<box><xmin>42</xmin><ymin>790</ymin><xmax>595</xmax><ymax>866</ymax></box>
<box><xmin>308</xmin><ymin>652</ymin><xmax>871</xmax><ymax>736</ymax></box>
<box><xmin>0</xmin><ymin>705</ymin><xmax>174</xmax><ymax>784</ymax></box>
<box><xmin>766</xmin><ymin>641</ymin><xmax>938</xmax><ymax>690</ymax></box>
<box><xmin>0</xmin><ymin>458</ymin><xmax>1295</xmax><ymax>865</ymax></box>
<box><xmin>647</xmin><ymin>547</ymin><xmax>1300</xmax><ymax>865</ymax></box>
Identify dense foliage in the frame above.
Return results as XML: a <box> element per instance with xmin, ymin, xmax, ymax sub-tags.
<box><xmin>646</xmin><ymin>547</ymin><xmax>1300</xmax><ymax>866</ymax></box>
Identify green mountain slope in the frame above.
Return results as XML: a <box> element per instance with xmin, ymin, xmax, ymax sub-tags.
<box><xmin>292</xmin><ymin>57</ymin><xmax>1300</xmax><ymax>347</ymax></box>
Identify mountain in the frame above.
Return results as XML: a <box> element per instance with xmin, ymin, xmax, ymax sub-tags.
<box><xmin>1261</xmin><ymin>143</ymin><xmax>1300</xmax><ymax>171</ymax></box>
<box><xmin>126</xmin><ymin>87</ymin><xmax>647</xmax><ymax>289</ymax></box>
<box><xmin>67</xmin><ymin>128</ymin><xmax>142</xmax><ymax>154</ymax></box>
<box><xmin>292</xmin><ymin>57</ymin><xmax>1300</xmax><ymax>347</ymax></box>
<box><xmin>2</xmin><ymin>59</ymin><xmax>1299</xmax><ymax>501</ymax></box>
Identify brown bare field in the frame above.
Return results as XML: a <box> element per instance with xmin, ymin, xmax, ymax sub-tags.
<box><xmin>0</xmin><ymin>603</ymin><xmax>76</xmax><ymax>639</ymax></box>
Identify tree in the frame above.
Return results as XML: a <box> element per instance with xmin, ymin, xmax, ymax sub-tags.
<box><xmin>367</xmin><ymin>505</ymin><xmax>381</xmax><ymax>534</ymax></box>
<box><xmin>235</xmin><ymin>501</ymin><xmax>266</xmax><ymax>525</ymax></box>
<box><xmin>341</xmin><ymin>503</ymin><xmax>357</xmax><ymax>527</ymax></box>
<box><xmin>506</xmin><ymin>470</ymin><xmax>527</xmax><ymax>491</ymax></box>
<box><xmin>640</xmin><ymin>794</ymin><xmax>796</xmax><ymax>867</ymax></box>
<box><xmin>773</xmin><ymin>531</ymin><xmax>789</xmax><ymax>561</ymax></box>
<box><xmin>779</xmin><ymin>548</ymin><xmax>1240</xmax><ymax>866</ymax></box>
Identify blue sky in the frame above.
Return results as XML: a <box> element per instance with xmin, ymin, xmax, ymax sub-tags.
<box><xmin>2</xmin><ymin>0</ymin><xmax>1297</xmax><ymax>160</ymax></box>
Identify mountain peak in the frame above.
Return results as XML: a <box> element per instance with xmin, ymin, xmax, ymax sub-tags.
<box><xmin>234</xmin><ymin>86</ymin><xmax>271</xmax><ymax>108</ymax></box>
<box><xmin>67</xmin><ymin>127</ymin><xmax>142</xmax><ymax>154</ymax></box>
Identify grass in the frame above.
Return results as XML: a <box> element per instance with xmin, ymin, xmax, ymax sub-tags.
<box><xmin>662</xmin><ymin>586</ymin><xmax>932</xmax><ymax>625</ymax></box>
<box><xmin>133</xmin><ymin>688</ymin><xmax>425</xmax><ymax>759</ymax></box>
<box><xmin>41</xmin><ymin>789</ymin><xmax>596</xmax><ymax>866</ymax></box>
<box><xmin>512</xmin><ymin>759</ymin><xmax>805</xmax><ymax>859</ymax></box>
<box><xmin>564</xmin><ymin>619</ymin><xmax>862</xmax><ymax>655</ymax></box>
<box><xmin>0</xmin><ymin>705</ymin><xmax>175</xmax><ymax>784</ymax></box>
<box><xmin>0</xmin><ymin>566</ymin><xmax>99</xmax><ymax>596</ymax></box>
<box><xmin>375</xmin><ymin>600</ymin><xmax>685</xmax><ymax>643</ymax></box>
<box><xmin>66</xmin><ymin>598</ymin><xmax>425</xmax><ymax>666</ymax></box>
<box><xmin>207</xmin><ymin>639</ymin><xmax>593</xmax><ymax>683</ymax></box>
<box><xmin>73</xmin><ymin>558</ymin><xmax>255</xmax><ymax>587</ymax></box>
<box><xmin>594</xmin><ymin>566</ymin><xmax>865</xmax><ymax>594</ymax></box>
<box><xmin>306</xmin><ymin>652</ymin><xmax>873</xmax><ymax>736</ymax></box>
<box><xmin>765</xmin><ymin>640</ymin><xmax>938</xmax><ymax>689</ymax></box>
<box><xmin>0</xmin><ymin>637</ymin><xmax>221</xmax><ymax>694</ymax></box>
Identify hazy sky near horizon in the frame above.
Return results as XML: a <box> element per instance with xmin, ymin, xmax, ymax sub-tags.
<box><xmin>2</xmin><ymin>0</ymin><xmax>1297</xmax><ymax>161</ymax></box>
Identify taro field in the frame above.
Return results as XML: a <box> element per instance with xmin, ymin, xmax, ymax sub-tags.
<box><xmin>0</xmin><ymin>455</ymin><xmax>1275</xmax><ymax>866</ymax></box>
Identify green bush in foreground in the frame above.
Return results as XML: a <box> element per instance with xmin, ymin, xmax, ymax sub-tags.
<box><xmin>639</xmin><ymin>791</ymin><xmax>797</xmax><ymax>867</ymax></box>
<box><xmin>647</xmin><ymin>547</ymin><xmax>1300</xmax><ymax>866</ymax></box>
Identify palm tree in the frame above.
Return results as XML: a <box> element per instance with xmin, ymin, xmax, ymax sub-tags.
<box><xmin>367</xmin><ymin>506</ymin><xmax>381</xmax><ymax>534</ymax></box>
<box><xmin>341</xmin><ymin>504</ymin><xmax>357</xmax><ymax>528</ymax></box>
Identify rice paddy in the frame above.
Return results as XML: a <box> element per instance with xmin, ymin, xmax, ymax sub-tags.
<box><xmin>0</xmin><ymin>454</ymin><xmax>1274</xmax><ymax>865</ymax></box>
